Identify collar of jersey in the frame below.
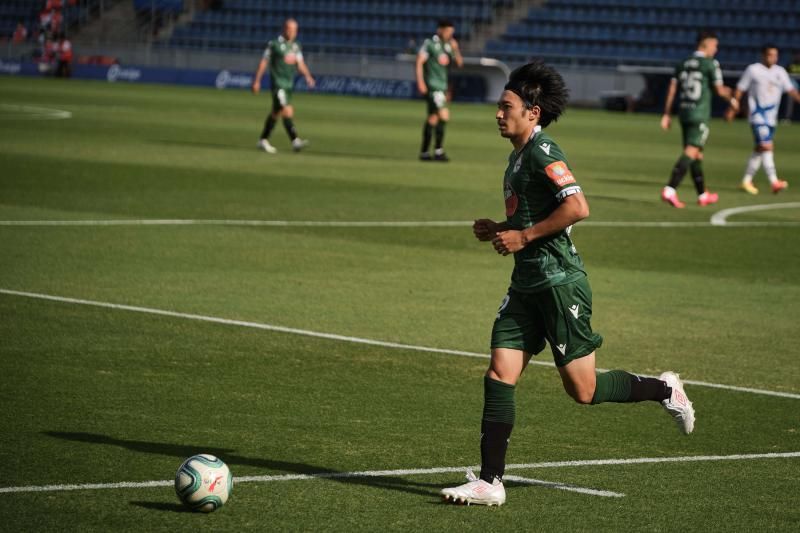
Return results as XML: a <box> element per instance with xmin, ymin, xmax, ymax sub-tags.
<box><xmin>693</xmin><ymin>50</ymin><xmax>707</xmax><ymax>58</ymax></box>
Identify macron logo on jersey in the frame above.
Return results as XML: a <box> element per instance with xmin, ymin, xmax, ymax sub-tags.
<box><xmin>556</xmin><ymin>344</ymin><xmax>567</xmax><ymax>355</ymax></box>
<box><xmin>539</xmin><ymin>143</ymin><xmax>551</xmax><ymax>155</ymax></box>
<box><xmin>569</xmin><ymin>304</ymin><xmax>580</xmax><ymax>319</ymax></box>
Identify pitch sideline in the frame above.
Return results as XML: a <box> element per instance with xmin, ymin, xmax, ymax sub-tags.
<box><xmin>1</xmin><ymin>451</ymin><xmax>797</xmax><ymax>495</ymax></box>
<box><xmin>1</xmin><ymin>288</ymin><xmax>798</xmax><ymax>400</ymax></box>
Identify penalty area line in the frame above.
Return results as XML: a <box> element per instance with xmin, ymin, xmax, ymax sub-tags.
<box><xmin>1</xmin><ymin>288</ymin><xmax>799</xmax><ymax>400</ymax></box>
<box><xmin>1</xmin><ymin>451</ymin><xmax>798</xmax><ymax>495</ymax></box>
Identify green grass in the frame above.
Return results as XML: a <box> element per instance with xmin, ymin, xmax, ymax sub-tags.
<box><xmin>1</xmin><ymin>77</ymin><xmax>799</xmax><ymax>531</ymax></box>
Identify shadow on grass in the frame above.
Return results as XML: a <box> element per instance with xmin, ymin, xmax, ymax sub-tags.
<box><xmin>45</xmin><ymin>431</ymin><xmax>442</xmax><ymax>499</ymax></box>
<box><xmin>130</xmin><ymin>501</ymin><xmax>187</xmax><ymax>513</ymax></box>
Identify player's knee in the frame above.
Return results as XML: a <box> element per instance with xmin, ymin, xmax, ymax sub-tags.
<box><xmin>572</xmin><ymin>389</ymin><xmax>595</xmax><ymax>405</ymax></box>
<box><xmin>427</xmin><ymin>115</ymin><xmax>439</xmax><ymax>126</ymax></box>
<box><xmin>283</xmin><ymin>107</ymin><xmax>294</xmax><ymax>118</ymax></box>
<box><xmin>439</xmin><ymin>110</ymin><xmax>450</xmax><ymax>122</ymax></box>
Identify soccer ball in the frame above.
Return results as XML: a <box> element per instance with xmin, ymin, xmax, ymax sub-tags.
<box><xmin>174</xmin><ymin>454</ymin><xmax>232</xmax><ymax>512</ymax></box>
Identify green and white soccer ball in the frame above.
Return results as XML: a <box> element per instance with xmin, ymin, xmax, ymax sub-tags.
<box><xmin>174</xmin><ymin>454</ymin><xmax>232</xmax><ymax>512</ymax></box>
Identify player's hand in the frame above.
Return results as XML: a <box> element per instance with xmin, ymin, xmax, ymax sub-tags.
<box><xmin>251</xmin><ymin>81</ymin><xmax>261</xmax><ymax>94</ymax></box>
<box><xmin>473</xmin><ymin>219</ymin><xmax>498</xmax><ymax>241</ymax></box>
<box><xmin>306</xmin><ymin>75</ymin><xmax>316</xmax><ymax>89</ymax></box>
<box><xmin>660</xmin><ymin>114</ymin><xmax>671</xmax><ymax>130</ymax></box>
<box><xmin>492</xmin><ymin>230</ymin><xmax>526</xmax><ymax>256</ymax></box>
<box><xmin>450</xmin><ymin>38</ymin><xmax>460</xmax><ymax>51</ymax></box>
<box><xmin>417</xmin><ymin>81</ymin><xmax>428</xmax><ymax>95</ymax></box>
<box><xmin>729</xmin><ymin>97</ymin><xmax>740</xmax><ymax>113</ymax></box>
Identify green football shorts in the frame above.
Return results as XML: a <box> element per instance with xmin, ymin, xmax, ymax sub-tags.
<box><xmin>491</xmin><ymin>276</ymin><xmax>603</xmax><ymax>367</ymax></box>
<box><xmin>681</xmin><ymin>120</ymin><xmax>710</xmax><ymax>148</ymax></box>
<box><xmin>426</xmin><ymin>90</ymin><xmax>447</xmax><ymax>114</ymax></box>
<box><xmin>271</xmin><ymin>88</ymin><xmax>293</xmax><ymax>111</ymax></box>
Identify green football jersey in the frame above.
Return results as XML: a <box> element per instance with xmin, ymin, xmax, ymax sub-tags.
<box><xmin>503</xmin><ymin>127</ymin><xmax>586</xmax><ymax>293</ymax></box>
<box><xmin>263</xmin><ymin>36</ymin><xmax>303</xmax><ymax>91</ymax></box>
<box><xmin>418</xmin><ymin>35</ymin><xmax>456</xmax><ymax>91</ymax></box>
<box><xmin>673</xmin><ymin>51</ymin><xmax>723</xmax><ymax>123</ymax></box>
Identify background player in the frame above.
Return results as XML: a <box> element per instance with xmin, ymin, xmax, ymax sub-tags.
<box><xmin>440</xmin><ymin>62</ymin><xmax>695</xmax><ymax>507</ymax></box>
<box><xmin>728</xmin><ymin>44</ymin><xmax>800</xmax><ymax>194</ymax></box>
<box><xmin>252</xmin><ymin>18</ymin><xmax>316</xmax><ymax>154</ymax></box>
<box><xmin>416</xmin><ymin>19</ymin><xmax>463</xmax><ymax>162</ymax></box>
<box><xmin>660</xmin><ymin>30</ymin><xmax>738</xmax><ymax>208</ymax></box>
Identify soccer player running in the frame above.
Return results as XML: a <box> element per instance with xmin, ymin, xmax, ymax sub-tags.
<box><xmin>728</xmin><ymin>44</ymin><xmax>800</xmax><ymax>195</ymax></box>
<box><xmin>660</xmin><ymin>30</ymin><xmax>738</xmax><ymax>208</ymax></box>
<box><xmin>416</xmin><ymin>19</ymin><xmax>463</xmax><ymax>162</ymax></box>
<box><xmin>440</xmin><ymin>62</ymin><xmax>695</xmax><ymax>507</ymax></box>
<box><xmin>252</xmin><ymin>18</ymin><xmax>316</xmax><ymax>154</ymax></box>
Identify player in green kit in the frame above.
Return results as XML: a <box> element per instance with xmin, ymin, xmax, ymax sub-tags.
<box><xmin>252</xmin><ymin>18</ymin><xmax>316</xmax><ymax>154</ymax></box>
<box><xmin>416</xmin><ymin>19</ymin><xmax>463</xmax><ymax>161</ymax></box>
<box><xmin>660</xmin><ymin>30</ymin><xmax>739</xmax><ymax>207</ymax></box>
<box><xmin>440</xmin><ymin>62</ymin><xmax>695</xmax><ymax>507</ymax></box>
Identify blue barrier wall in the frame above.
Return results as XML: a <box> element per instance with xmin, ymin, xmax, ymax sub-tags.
<box><xmin>0</xmin><ymin>60</ymin><xmax>417</xmax><ymax>100</ymax></box>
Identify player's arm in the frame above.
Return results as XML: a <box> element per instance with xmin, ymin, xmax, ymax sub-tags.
<box><xmin>789</xmin><ymin>88</ymin><xmax>800</xmax><ymax>104</ymax></box>
<box><xmin>415</xmin><ymin>51</ymin><xmax>428</xmax><ymax>95</ymax></box>
<box><xmin>660</xmin><ymin>78</ymin><xmax>677</xmax><ymax>130</ymax></box>
<box><xmin>714</xmin><ymin>83</ymin><xmax>738</xmax><ymax>111</ymax></box>
<box><xmin>297</xmin><ymin>58</ymin><xmax>315</xmax><ymax>88</ymax></box>
<box><xmin>725</xmin><ymin>88</ymin><xmax>745</xmax><ymax>121</ymax></box>
<box><xmin>252</xmin><ymin>57</ymin><xmax>268</xmax><ymax>94</ymax></box>
<box><xmin>450</xmin><ymin>38</ymin><xmax>464</xmax><ymax>68</ymax></box>
<box><xmin>491</xmin><ymin>193</ymin><xmax>589</xmax><ymax>256</ymax></box>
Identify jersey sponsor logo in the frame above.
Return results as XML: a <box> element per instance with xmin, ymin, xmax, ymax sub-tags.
<box><xmin>284</xmin><ymin>52</ymin><xmax>298</xmax><ymax>65</ymax></box>
<box><xmin>437</xmin><ymin>53</ymin><xmax>450</xmax><ymax>66</ymax></box>
<box><xmin>556</xmin><ymin>343</ymin><xmax>567</xmax><ymax>355</ymax></box>
<box><xmin>569</xmin><ymin>304</ymin><xmax>580</xmax><ymax>319</ymax></box>
<box><xmin>545</xmin><ymin>161</ymin><xmax>576</xmax><ymax>187</ymax></box>
<box><xmin>504</xmin><ymin>181</ymin><xmax>518</xmax><ymax>216</ymax></box>
<box><xmin>538</xmin><ymin>142</ymin><xmax>551</xmax><ymax>155</ymax></box>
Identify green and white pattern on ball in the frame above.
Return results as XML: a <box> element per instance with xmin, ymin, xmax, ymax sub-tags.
<box><xmin>174</xmin><ymin>454</ymin><xmax>232</xmax><ymax>512</ymax></box>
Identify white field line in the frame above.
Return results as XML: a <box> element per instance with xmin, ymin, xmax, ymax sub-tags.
<box><xmin>1</xmin><ymin>451</ymin><xmax>797</xmax><ymax>495</ymax></box>
<box><xmin>503</xmin><ymin>475</ymin><xmax>624</xmax><ymax>498</ymax></box>
<box><xmin>0</xmin><ymin>104</ymin><xmax>72</xmax><ymax>120</ymax></box>
<box><xmin>2</xmin><ymin>288</ymin><xmax>799</xmax><ymax>400</ymax></box>
<box><xmin>1</xmin><ymin>202</ymin><xmax>798</xmax><ymax>228</ymax></box>
<box><xmin>1</xmin><ymin>219</ymin><xmax>799</xmax><ymax>228</ymax></box>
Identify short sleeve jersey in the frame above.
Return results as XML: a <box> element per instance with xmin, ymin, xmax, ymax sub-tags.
<box><xmin>418</xmin><ymin>35</ymin><xmax>455</xmax><ymax>92</ymax></box>
<box><xmin>737</xmin><ymin>62</ymin><xmax>796</xmax><ymax>126</ymax></box>
<box><xmin>263</xmin><ymin>36</ymin><xmax>303</xmax><ymax>91</ymax></box>
<box><xmin>673</xmin><ymin>52</ymin><xmax>723</xmax><ymax>124</ymax></box>
<box><xmin>503</xmin><ymin>127</ymin><xmax>586</xmax><ymax>293</ymax></box>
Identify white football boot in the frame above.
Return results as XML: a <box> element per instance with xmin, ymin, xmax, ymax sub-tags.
<box><xmin>659</xmin><ymin>371</ymin><xmax>695</xmax><ymax>434</ymax></box>
<box><xmin>292</xmin><ymin>138</ymin><xmax>309</xmax><ymax>152</ymax></box>
<box><xmin>258</xmin><ymin>139</ymin><xmax>277</xmax><ymax>153</ymax></box>
<box><xmin>441</xmin><ymin>469</ymin><xmax>506</xmax><ymax>506</ymax></box>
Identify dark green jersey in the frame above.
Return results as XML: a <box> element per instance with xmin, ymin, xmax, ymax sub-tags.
<box><xmin>503</xmin><ymin>127</ymin><xmax>586</xmax><ymax>293</ymax></box>
<box><xmin>673</xmin><ymin>52</ymin><xmax>723</xmax><ymax>123</ymax></box>
<box><xmin>263</xmin><ymin>36</ymin><xmax>304</xmax><ymax>91</ymax></box>
<box><xmin>418</xmin><ymin>35</ymin><xmax>456</xmax><ymax>91</ymax></box>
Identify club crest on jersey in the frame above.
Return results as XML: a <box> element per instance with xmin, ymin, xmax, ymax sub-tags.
<box><xmin>437</xmin><ymin>53</ymin><xmax>450</xmax><ymax>66</ymax></box>
<box><xmin>284</xmin><ymin>52</ymin><xmax>297</xmax><ymax>65</ymax></box>
<box><xmin>504</xmin><ymin>181</ymin><xmax>518</xmax><ymax>216</ymax></box>
<box><xmin>513</xmin><ymin>157</ymin><xmax>522</xmax><ymax>174</ymax></box>
<box><xmin>545</xmin><ymin>161</ymin><xmax>576</xmax><ymax>187</ymax></box>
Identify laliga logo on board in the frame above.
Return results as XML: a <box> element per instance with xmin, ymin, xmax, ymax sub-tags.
<box><xmin>215</xmin><ymin>70</ymin><xmax>253</xmax><ymax>89</ymax></box>
<box><xmin>106</xmin><ymin>64</ymin><xmax>141</xmax><ymax>83</ymax></box>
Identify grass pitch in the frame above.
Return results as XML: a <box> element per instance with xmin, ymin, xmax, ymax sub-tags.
<box><xmin>1</xmin><ymin>77</ymin><xmax>799</xmax><ymax>531</ymax></box>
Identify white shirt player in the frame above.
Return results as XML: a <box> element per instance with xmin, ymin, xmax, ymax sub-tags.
<box><xmin>736</xmin><ymin>63</ymin><xmax>795</xmax><ymax>126</ymax></box>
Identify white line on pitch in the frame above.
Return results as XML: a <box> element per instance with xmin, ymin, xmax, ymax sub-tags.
<box><xmin>0</xmin><ymin>104</ymin><xmax>72</xmax><ymax>120</ymax></box>
<box><xmin>2</xmin><ymin>288</ymin><xmax>799</xmax><ymax>400</ymax></box>
<box><xmin>503</xmin><ymin>475</ymin><xmax>624</xmax><ymax>498</ymax></box>
<box><xmin>1</xmin><ymin>219</ymin><xmax>798</xmax><ymax>228</ymax></box>
<box><xmin>1</xmin><ymin>451</ymin><xmax>797</xmax><ymax>495</ymax></box>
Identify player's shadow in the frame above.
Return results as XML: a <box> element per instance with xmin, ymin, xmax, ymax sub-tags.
<box><xmin>44</xmin><ymin>431</ymin><xmax>442</xmax><ymax>500</ymax></box>
<box><xmin>154</xmin><ymin>139</ymin><xmax>254</xmax><ymax>152</ymax></box>
<box><xmin>129</xmin><ymin>501</ymin><xmax>187</xmax><ymax>513</ymax></box>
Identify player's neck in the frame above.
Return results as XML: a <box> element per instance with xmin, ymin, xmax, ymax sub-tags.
<box><xmin>511</xmin><ymin>124</ymin><xmax>539</xmax><ymax>152</ymax></box>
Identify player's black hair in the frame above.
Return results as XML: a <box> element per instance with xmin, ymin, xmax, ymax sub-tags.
<box><xmin>696</xmin><ymin>29</ymin><xmax>718</xmax><ymax>45</ymax></box>
<box><xmin>437</xmin><ymin>19</ymin><xmax>454</xmax><ymax>28</ymax></box>
<box><xmin>762</xmin><ymin>43</ymin><xmax>778</xmax><ymax>54</ymax></box>
<box><xmin>503</xmin><ymin>61</ymin><xmax>569</xmax><ymax>128</ymax></box>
